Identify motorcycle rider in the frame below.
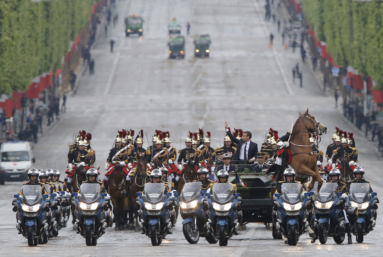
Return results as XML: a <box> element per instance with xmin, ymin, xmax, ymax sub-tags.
<box><xmin>197</xmin><ymin>168</ymin><xmax>213</xmax><ymax>192</ymax></box>
<box><xmin>81</xmin><ymin>168</ymin><xmax>107</xmax><ymax>194</ymax></box>
<box><xmin>348</xmin><ymin>167</ymin><xmax>373</xmax><ymax>191</ymax></box>
<box><xmin>13</xmin><ymin>168</ymin><xmax>48</xmax><ymax>212</ymax></box>
<box><xmin>275</xmin><ymin>168</ymin><xmax>306</xmax><ymax>195</ymax></box>
<box><xmin>39</xmin><ymin>169</ymin><xmax>56</xmax><ymax>193</ymax></box>
<box><xmin>52</xmin><ymin>170</ymin><xmax>70</xmax><ymax>192</ymax></box>
<box><xmin>160</xmin><ymin>167</ymin><xmax>176</xmax><ymax>190</ymax></box>
<box><xmin>311</xmin><ymin>168</ymin><xmax>352</xmax><ymax>244</ymax></box>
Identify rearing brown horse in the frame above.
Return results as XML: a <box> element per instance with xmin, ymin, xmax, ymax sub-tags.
<box><xmin>289</xmin><ymin>109</ymin><xmax>327</xmax><ymax>192</ymax></box>
<box><xmin>128</xmin><ymin>157</ymin><xmax>149</xmax><ymax>231</ymax></box>
<box><xmin>109</xmin><ymin>163</ymin><xmax>129</xmax><ymax>230</ymax></box>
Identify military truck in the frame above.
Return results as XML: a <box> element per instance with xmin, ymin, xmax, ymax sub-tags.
<box><xmin>125</xmin><ymin>14</ymin><xmax>144</xmax><ymax>36</ymax></box>
<box><xmin>194</xmin><ymin>34</ymin><xmax>211</xmax><ymax>57</ymax></box>
<box><xmin>227</xmin><ymin>162</ymin><xmax>274</xmax><ymax>224</ymax></box>
<box><xmin>168</xmin><ymin>19</ymin><xmax>182</xmax><ymax>35</ymax></box>
<box><xmin>168</xmin><ymin>35</ymin><xmax>185</xmax><ymax>59</ymax></box>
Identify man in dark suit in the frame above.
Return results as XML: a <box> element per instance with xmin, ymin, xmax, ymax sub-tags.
<box><xmin>217</xmin><ymin>153</ymin><xmax>236</xmax><ymax>173</ymax></box>
<box><xmin>225</xmin><ymin>121</ymin><xmax>258</xmax><ymax>163</ymax></box>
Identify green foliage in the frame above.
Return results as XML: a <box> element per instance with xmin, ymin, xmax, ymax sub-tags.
<box><xmin>302</xmin><ymin>0</ymin><xmax>383</xmax><ymax>90</ymax></box>
<box><xmin>0</xmin><ymin>0</ymin><xmax>96</xmax><ymax>95</ymax></box>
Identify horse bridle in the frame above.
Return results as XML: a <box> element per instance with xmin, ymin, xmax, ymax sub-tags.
<box><xmin>290</xmin><ymin>115</ymin><xmax>322</xmax><ymax>148</ymax></box>
<box><xmin>134</xmin><ymin>170</ymin><xmax>146</xmax><ymax>187</ymax></box>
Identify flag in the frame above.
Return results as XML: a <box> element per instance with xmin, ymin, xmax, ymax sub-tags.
<box><xmin>235</xmin><ymin>172</ymin><xmax>246</xmax><ymax>188</ymax></box>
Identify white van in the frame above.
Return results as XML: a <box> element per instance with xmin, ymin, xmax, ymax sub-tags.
<box><xmin>0</xmin><ymin>141</ymin><xmax>35</xmax><ymax>184</ymax></box>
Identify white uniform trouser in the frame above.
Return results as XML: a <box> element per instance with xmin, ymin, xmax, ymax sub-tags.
<box><xmin>275</xmin><ymin>156</ymin><xmax>282</xmax><ymax>166</ymax></box>
<box><xmin>168</xmin><ymin>173</ymin><xmax>179</xmax><ymax>182</ymax></box>
<box><xmin>343</xmin><ymin>209</ymin><xmax>349</xmax><ymax>223</ymax></box>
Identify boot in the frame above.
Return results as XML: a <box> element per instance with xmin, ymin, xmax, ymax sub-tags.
<box><xmin>124</xmin><ymin>181</ymin><xmax>130</xmax><ymax>196</ymax></box>
<box><xmin>66</xmin><ymin>182</ymin><xmax>72</xmax><ymax>192</ymax></box>
<box><xmin>311</xmin><ymin>237</ymin><xmax>317</xmax><ymax>243</ymax></box>
<box><xmin>346</xmin><ymin>223</ymin><xmax>352</xmax><ymax>244</ymax></box>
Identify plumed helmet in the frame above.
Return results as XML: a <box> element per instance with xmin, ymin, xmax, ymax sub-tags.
<box><xmin>224</xmin><ymin>135</ymin><xmax>231</xmax><ymax>142</ymax></box>
<box><xmin>185</xmin><ymin>131</ymin><xmax>192</xmax><ymax>143</ymax></box>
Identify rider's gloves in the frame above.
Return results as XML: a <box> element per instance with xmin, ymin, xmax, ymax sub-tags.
<box><xmin>349</xmin><ymin>161</ymin><xmax>355</xmax><ymax>166</ymax></box>
<box><xmin>332</xmin><ymin>163</ymin><xmax>336</xmax><ymax>169</ymax></box>
<box><xmin>105</xmin><ymin>163</ymin><xmax>109</xmax><ymax>170</ymax></box>
<box><xmin>168</xmin><ymin>159</ymin><xmax>173</xmax><ymax>164</ymax></box>
<box><xmin>178</xmin><ymin>164</ymin><xmax>183</xmax><ymax>170</ymax></box>
<box><xmin>68</xmin><ymin>163</ymin><xmax>73</xmax><ymax>170</ymax></box>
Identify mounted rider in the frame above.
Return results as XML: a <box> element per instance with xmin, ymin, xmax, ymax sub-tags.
<box><xmin>150</xmin><ymin>136</ymin><xmax>166</xmax><ymax>164</ymax></box>
<box><xmin>148</xmin><ymin>130</ymin><xmax>162</xmax><ymax>155</ymax></box>
<box><xmin>124</xmin><ymin>132</ymin><xmax>151</xmax><ymax>196</ymax></box>
<box><xmin>65</xmin><ymin>133</ymin><xmax>96</xmax><ymax>189</ymax></box>
<box><xmin>177</xmin><ymin>132</ymin><xmax>199</xmax><ymax>166</ymax></box>
<box><xmin>162</xmin><ymin>131</ymin><xmax>177</xmax><ymax>164</ymax></box>
<box><xmin>198</xmin><ymin>131</ymin><xmax>215</xmax><ymax>164</ymax></box>
<box><xmin>325</xmin><ymin>128</ymin><xmax>341</xmax><ymax>160</ymax></box>
<box><xmin>330</xmin><ymin>134</ymin><xmax>358</xmax><ymax>169</ymax></box>
<box><xmin>310</xmin><ymin>134</ymin><xmax>323</xmax><ymax>163</ymax></box>
<box><xmin>104</xmin><ymin>131</ymin><xmax>130</xmax><ymax>191</ymax></box>
<box><xmin>265</xmin><ymin>131</ymin><xmax>291</xmax><ymax>181</ymax></box>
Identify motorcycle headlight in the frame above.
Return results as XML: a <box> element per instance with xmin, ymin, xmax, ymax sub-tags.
<box><xmin>79</xmin><ymin>202</ymin><xmax>99</xmax><ymax>210</ymax></box>
<box><xmin>145</xmin><ymin>202</ymin><xmax>164</xmax><ymax>210</ymax></box>
<box><xmin>213</xmin><ymin>202</ymin><xmax>232</xmax><ymax>211</ymax></box>
<box><xmin>21</xmin><ymin>204</ymin><xmax>40</xmax><ymax>212</ymax></box>
<box><xmin>314</xmin><ymin>201</ymin><xmax>334</xmax><ymax>209</ymax></box>
<box><xmin>180</xmin><ymin>200</ymin><xmax>198</xmax><ymax>209</ymax></box>
<box><xmin>206</xmin><ymin>49</ymin><xmax>210</xmax><ymax>53</ymax></box>
<box><xmin>351</xmin><ymin>201</ymin><xmax>369</xmax><ymax>210</ymax></box>
<box><xmin>139</xmin><ymin>29</ymin><xmax>143</xmax><ymax>32</ymax></box>
<box><xmin>196</xmin><ymin>49</ymin><xmax>200</xmax><ymax>53</ymax></box>
<box><xmin>282</xmin><ymin>202</ymin><xmax>302</xmax><ymax>211</ymax></box>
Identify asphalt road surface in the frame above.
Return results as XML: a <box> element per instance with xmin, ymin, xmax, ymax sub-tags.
<box><xmin>0</xmin><ymin>0</ymin><xmax>381</xmax><ymax>256</ymax></box>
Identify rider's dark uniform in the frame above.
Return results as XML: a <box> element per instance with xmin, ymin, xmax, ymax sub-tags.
<box><xmin>150</xmin><ymin>146</ymin><xmax>165</xmax><ymax>163</ymax></box>
<box><xmin>69</xmin><ymin>148</ymin><xmax>95</xmax><ymax>166</ymax></box>
<box><xmin>164</xmin><ymin>145</ymin><xmax>177</xmax><ymax>163</ymax></box>
<box><xmin>330</xmin><ymin>181</ymin><xmax>348</xmax><ymax>193</ymax></box>
<box><xmin>325</xmin><ymin>143</ymin><xmax>336</xmax><ymax>160</ymax></box>
<box><xmin>312</xmin><ymin>146</ymin><xmax>324</xmax><ymax>163</ymax></box>
<box><xmin>198</xmin><ymin>145</ymin><xmax>215</xmax><ymax>163</ymax></box>
<box><xmin>130</xmin><ymin>147</ymin><xmax>151</xmax><ymax>163</ymax></box>
<box><xmin>52</xmin><ymin>180</ymin><xmax>70</xmax><ymax>192</ymax></box>
<box><xmin>177</xmin><ymin>147</ymin><xmax>198</xmax><ymax>163</ymax></box>
<box><xmin>217</xmin><ymin>145</ymin><xmax>237</xmax><ymax>156</ymax></box>
<box><xmin>331</xmin><ymin>146</ymin><xmax>358</xmax><ymax>164</ymax></box>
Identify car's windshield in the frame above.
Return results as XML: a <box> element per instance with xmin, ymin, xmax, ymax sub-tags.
<box><xmin>1</xmin><ymin>151</ymin><xmax>29</xmax><ymax>162</ymax></box>
<box><xmin>129</xmin><ymin>18</ymin><xmax>142</xmax><ymax>25</ymax></box>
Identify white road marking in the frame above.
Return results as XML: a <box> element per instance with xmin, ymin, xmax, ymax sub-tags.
<box><xmin>253</xmin><ymin>1</ymin><xmax>294</xmax><ymax>96</ymax></box>
<box><xmin>191</xmin><ymin>59</ymin><xmax>200</xmax><ymax>73</ymax></box>
<box><xmin>104</xmin><ymin>52</ymin><xmax>121</xmax><ymax>96</ymax></box>
<box><xmin>191</xmin><ymin>73</ymin><xmax>203</xmax><ymax>88</ymax></box>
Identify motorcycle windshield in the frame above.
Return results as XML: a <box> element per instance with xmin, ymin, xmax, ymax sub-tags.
<box><xmin>21</xmin><ymin>185</ymin><xmax>43</xmax><ymax>206</ymax></box>
<box><xmin>144</xmin><ymin>183</ymin><xmax>166</xmax><ymax>204</ymax></box>
<box><xmin>212</xmin><ymin>183</ymin><xmax>234</xmax><ymax>204</ymax></box>
<box><xmin>181</xmin><ymin>182</ymin><xmax>202</xmax><ymax>202</ymax></box>
<box><xmin>317</xmin><ymin>183</ymin><xmax>337</xmax><ymax>202</ymax></box>
<box><xmin>79</xmin><ymin>183</ymin><xmax>101</xmax><ymax>204</ymax></box>
<box><xmin>281</xmin><ymin>183</ymin><xmax>302</xmax><ymax>204</ymax></box>
<box><xmin>349</xmin><ymin>183</ymin><xmax>371</xmax><ymax>203</ymax></box>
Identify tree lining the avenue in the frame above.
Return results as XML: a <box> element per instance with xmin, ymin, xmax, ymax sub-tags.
<box><xmin>302</xmin><ymin>0</ymin><xmax>383</xmax><ymax>90</ymax></box>
<box><xmin>0</xmin><ymin>0</ymin><xmax>97</xmax><ymax>95</ymax></box>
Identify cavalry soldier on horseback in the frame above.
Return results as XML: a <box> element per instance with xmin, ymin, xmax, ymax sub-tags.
<box><xmin>197</xmin><ymin>168</ymin><xmax>213</xmax><ymax>192</ymax></box>
<box><xmin>330</xmin><ymin>137</ymin><xmax>358</xmax><ymax>169</ymax></box>
<box><xmin>198</xmin><ymin>132</ymin><xmax>215</xmax><ymax>164</ymax></box>
<box><xmin>177</xmin><ymin>132</ymin><xmax>199</xmax><ymax>165</ymax></box>
<box><xmin>325</xmin><ymin>129</ymin><xmax>340</xmax><ymax>160</ymax></box>
<box><xmin>266</xmin><ymin>140</ymin><xmax>291</xmax><ymax>181</ymax></box>
<box><xmin>130</xmin><ymin>132</ymin><xmax>151</xmax><ymax>163</ymax></box>
<box><xmin>65</xmin><ymin>134</ymin><xmax>95</xmax><ymax>189</ymax></box>
<box><xmin>310</xmin><ymin>135</ymin><xmax>323</xmax><ymax>163</ymax></box>
<box><xmin>104</xmin><ymin>131</ymin><xmax>130</xmax><ymax>191</ymax></box>
<box><xmin>150</xmin><ymin>138</ymin><xmax>165</xmax><ymax>164</ymax></box>
<box><xmin>148</xmin><ymin>130</ymin><xmax>161</xmax><ymax>154</ymax></box>
<box><xmin>162</xmin><ymin>132</ymin><xmax>177</xmax><ymax>164</ymax></box>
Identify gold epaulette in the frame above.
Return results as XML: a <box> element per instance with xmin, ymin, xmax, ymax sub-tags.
<box><xmin>195</xmin><ymin>149</ymin><xmax>200</xmax><ymax>154</ymax></box>
<box><xmin>146</xmin><ymin>150</ymin><xmax>151</xmax><ymax>155</ymax></box>
<box><xmin>178</xmin><ymin>149</ymin><xmax>181</xmax><ymax>154</ymax></box>
<box><xmin>318</xmin><ymin>150</ymin><xmax>323</xmax><ymax>155</ymax></box>
<box><xmin>214</xmin><ymin>147</ymin><xmax>220</xmax><ymax>151</ymax></box>
<box><xmin>232</xmin><ymin>146</ymin><xmax>237</xmax><ymax>151</ymax></box>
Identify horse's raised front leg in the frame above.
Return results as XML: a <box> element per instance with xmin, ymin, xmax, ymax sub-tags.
<box><xmin>297</xmin><ymin>164</ymin><xmax>323</xmax><ymax>191</ymax></box>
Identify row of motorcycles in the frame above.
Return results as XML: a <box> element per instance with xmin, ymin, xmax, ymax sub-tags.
<box><xmin>13</xmin><ymin>184</ymin><xmax>72</xmax><ymax>246</ymax></box>
<box><xmin>272</xmin><ymin>182</ymin><xmax>378</xmax><ymax>245</ymax></box>
<box><xmin>136</xmin><ymin>181</ymin><xmax>242</xmax><ymax>246</ymax></box>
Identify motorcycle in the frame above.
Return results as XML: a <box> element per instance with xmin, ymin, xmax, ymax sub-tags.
<box><xmin>136</xmin><ymin>183</ymin><xmax>178</xmax><ymax>246</ymax></box>
<box><xmin>72</xmin><ymin>183</ymin><xmax>110</xmax><ymax>246</ymax></box>
<box><xmin>349</xmin><ymin>183</ymin><xmax>379</xmax><ymax>243</ymax></box>
<box><xmin>179</xmin><ymin>181</ymin><xmax>217</xmax><ymax>244</ymax></box>
<box><xmin>60</xmin><ymin>191</ymin><xmax>72</xmax><ymax>227</ymax></box>
<box><xmin>313</xmin><ymin>183</ymin><xmax>347</xmax><ymax>244</ymax></box>
<box><xmin>13</xmin><ymin>185</ymin><xmax>50</xmax><ymax>246</ymax></box>
<box><xmin>43</xmin><ymin>184</ymin><xmax>59</xmax><ymax>238</ymax></box>
<box><xmin>273</xmin><ymin>183</ymin><xmax>313</xmax><ymax>246</ymax></box>
<box><xmin>210</xmin><ymin>183</ymin><xmax>242</xmax><ymax>246</ymax></box>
